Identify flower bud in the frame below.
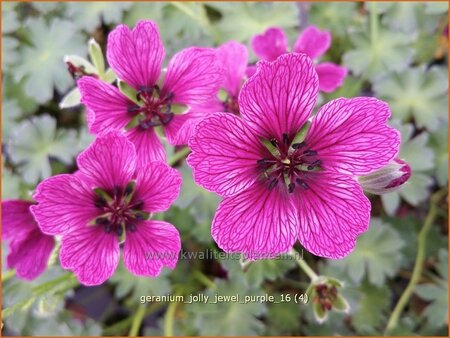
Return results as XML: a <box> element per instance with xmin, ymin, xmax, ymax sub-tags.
<box><xmin>308</xmin><ymin>276</ymin><xmax>350</xmax><ymax>324</ymax></box>
<box><xmin>358</xmin><ymin>158</ymin><xmax>411</xmax><ymax>195</ymax></box>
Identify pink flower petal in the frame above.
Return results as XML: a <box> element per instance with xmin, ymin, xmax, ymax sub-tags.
<box><xmin>123</xmin><ymin>220</ymin><xmax>181</xmax><ymax>277</ymax></box>
<box><xmin>305</xmin><ymin>97</ymin><xmax>400</xmax><ymax>175</ymax></box>
<box><xmin>60</xmin><ymin>225</ymin><xmax>120</xmax><ymax>286</ymax></box>
<box><xmin>78</xmin><ymin>77</ymin><xmax>132</xmax><ymax>134</ymax></box>
<box><xmin>164</xmin><ymin>99</ymin><xmax>224</xmax><ymax>146</ymax></box>
<box><xmin>164</xmin><ymin>112</ymin><xmax>201</xmax><ymax>146</ymax></box>
<box><xmin>162</xmin><ymin>47</ymin><xmax>222</xmax><ymax>107</ymax></box>
<box><xmin>251</xmin><ymin>27</ymin><xmax>288</xmax><ymax>61</ymax></box>
<box><xmin>126</xmin><ymin>127</ymin><xmax>166</xmax><ymax>165</ymax></box>
<box><xmin>293</xmin><ymin>172</ymin><xmax>370</xmax><ymax>259</ymax></box>
<box><xmin>7</xmin><ymin>228</ymin><xmax>54</xmax><ymax>280</ymax></box>
<box><xmin>315</xmin><ymin>62</ymin><xmax>348</xmax><ymax>93</ymax></box>
<box><xmin>217</xmin><ymin>41</ymin><xmax>248</xmax><ymax>96</ymax></box>
<box><xmin>212</xmin><ymin>182</ymin><xmax>298</xmax><ymax>259</ymax></box>
<box><xmin>239</xmin><ymin>53</ymin><xmax>318</xmax><ymax>141</ymax></box>
<box><xmin>293</xmin><ymin>25</ymin><xmax>331</xmax><ymax>59</ymax></box>
<box><xmin>31</xmin><ymin>174</ymin><xmax>99</xmax><ymax>235</ymax></box>
<box><xmin>187</xmin><ymin>113</ymin><xmax>264</xmax><ymax>196</ymax></box>
<box><xmin>77</xmin><ymin>132</ymin><xmax>136</xmax><ymax>190</ymax></box>
<box><xmin>106</xmin><ymin>20</ymin><xmax>164</xmax><ymax>90</ymax></box>
<box><xmin>134</xmin><ymin>161</ymin><xmax>182</xmax><ymax>213</ymax></box>
<box><xmin>2</xmin><ymin>200</ymin><xmax>35</xmax><ymax>240</ymax></box>
<box><xmin>246</xmin><ymin>65</ymin><xmax>257</xmax><ymax>78</ymax></box>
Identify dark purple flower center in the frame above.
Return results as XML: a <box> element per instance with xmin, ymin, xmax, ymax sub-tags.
<box><xmin>223</xmin><ymin>95</ymin><xmax>240</xmax><ymax>115</ymax></box>
<box><xmin>127</xmin><ymin>85</ymin><xmax>174</xmax><ymax>130</ymax></box>
<box><xmin>92</xmin><ymin>181</ymin><xmax>148</xmax><ymax>237</ymax></box>
<box><xmin>257</xmin><ymin>133</ymin><xmax>321</xmax><ymax>193</ymax></box>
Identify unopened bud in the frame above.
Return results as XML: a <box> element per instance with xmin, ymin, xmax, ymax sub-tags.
<box><xmin>359</xmin><ymin>158</ymin><xmax>411</xmax><ymax>195</ymax></box>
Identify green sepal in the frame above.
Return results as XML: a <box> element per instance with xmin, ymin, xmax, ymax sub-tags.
<box><xmin>124</xmin><ymin>181</ymin><xmax>136</xmax><ymax>204</ymax></box>
<box><xmin>102</xmin><ymin>68</ymin><xmax>116</xmax><ymax>83</ymax></box>
<box><xmin>125</xmin><ymin>113</ymin><xmax>145</xmax><ymax>130</ymax></box>
<box><xmin>59</xmin><ymin>87</ymin><xmax>81</xmax><ymax>109</ymax></box>
<box><xmin>305</xmin><ymin>282</ymin><xmax>315</xmax><ymax>298</ymax></box>
<box><xmin>217</xmin><ymin>88</ymin><xmax>228</xmax><ymax>102</ymax></box>
<box><xmin>118</xmin><ymin>80</ymin><xmax>140</xmax><ymax>104</ymax></box>
<box><xmin>260</xmin><ymin>138</ymin><xmax>279</xmax><ymax>157</ymax></box>
<box><xmin>93</xmin><ymin>187</ymin><xmax>113</xmax><ymax>203</ymax></box>
<box><xmin>88</xmin><ymin>38</ymin><xmax>105</xmax><ymax>76</ymax></box>
<box><xmin>64</xmin><ymin>54</ymin><xmax>97</xmax><ymax>74</ymax></box>
<box><xmin>332</xmin><ymin>294</ymin><xmax>350</xmax><ymax>313</ymax></box>
<box><xmin>313</xmin><ymin>302</ymin><xmax>327</xmax><ymax>324</ymax></box>
<box><xmin>291</xmin><ymin>121</ymin><xmax>311</xmax><ymax>146</ymax></box>
<box><xmin>327</xmin><ymin>277</ymin><xmax>343</xmax><ymax>288</ymax></box>
<box><xmin>171</xmin><ymin>103</ymin><xmax>189</xmax><ymax>114</ymax></box>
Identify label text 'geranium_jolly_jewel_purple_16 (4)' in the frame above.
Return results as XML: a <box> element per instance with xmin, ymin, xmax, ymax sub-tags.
<box><xmin>187</xmin><ymin>53</ymin><xmax>402</xmax><ymax>260</ymax></box>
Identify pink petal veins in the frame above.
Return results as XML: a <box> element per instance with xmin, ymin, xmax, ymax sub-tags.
<box><xmin>107</xmin><ymin>20</ymin><xmax>164</xmax><ymax>90</ymax></box>
<box><xmin>239</xmin><ymin>53</ymin><xmax>318</xmax><ymax>141</ymax></box>
<box><xmin>305</xmin><ymin>97</ymin><xmax>400</xmax><ymax>175</ymax></box>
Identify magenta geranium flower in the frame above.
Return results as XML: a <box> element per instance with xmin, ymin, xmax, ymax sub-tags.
<box><xmin>216</xmin><ymin>41</ymin><xmax>249</xmax><ymax>114</ymax></box>
<box><xmin>187</xmin><ymin>53</ymin><xmax>400</xmax><ymax>259</ymax></box>
<box><xmin>2</xmin><ymin>200</ymin><xmax>54</xmax><ymax>280</ymax></box>
<box><xmin>77</xmin><ymin>20</ymin><xmax>222</xmax><ymax>166</ymax></box>
<box><xmin>250</xmin><ymin>26</ymin><xmax>348</xmax><ymax>93</ymax></box>
<box><xmin>31</xmin><ymin>132</ymin><xmax>182</xmax><ymax>285</ymax></box>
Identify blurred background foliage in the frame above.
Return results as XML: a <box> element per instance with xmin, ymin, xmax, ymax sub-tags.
<box><xmin>1</xmin><ymin>1</ymin><xmax>448</xmax><ymax>336</ymax></box>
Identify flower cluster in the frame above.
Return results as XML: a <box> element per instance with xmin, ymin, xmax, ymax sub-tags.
<box><xmin>3</xmin><ymin>20</ymin><xmax>409</xmax><ymax>285</ymax></box>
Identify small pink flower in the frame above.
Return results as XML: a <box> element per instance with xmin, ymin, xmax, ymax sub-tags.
<box><xmin>78</xmin><ymin>20</ymin><xmax>222</xmax><ymax>166</ymax></box>
<box><xmin>31</xmin><ymin>132</ymin><xmax>182</xmax><ymax>285</ymax></box>
<box><xmin>188</xmin><ymin>53</ymin><xmax>401</xmax><ymax>259</ymax></box>
<box><xmin>2</xmin><ymin>200</ymin><xmax>55</xmax><ymax>280</ymax></box>
<box><xmin>250</xmin><ymin>26</ymin><xmax>348</xmax><ymax>93</ymax></box>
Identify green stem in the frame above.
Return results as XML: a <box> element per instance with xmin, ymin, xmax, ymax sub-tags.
<box><xmin>289</xmin><ymin>249</ymin><xmax>319</xmax><ymax>281</ymax></box>
<box><xmin>104</xmin><ymin>302</ymin><xmax>164</xmax><ymax>336</ymax></box>
<box><xmin>193</xmin><ymin>270</ymin><xmax>216</xmax><ymax>289</ymax></box>
<box><xmin>2</xmin><ymin>270</ymin><xmax>16</xmax><ymax>283</ymax></box>
<box><xmin>129</xmin><ymin>305</ymin><xmax>146</xmax><ymax>336</ymax></box>
<box><xmin>384</xmin><ymin>188</ymin><xmax>447</xmax><ymax>335</ymax></box>
<box><xmin>167</xmin><ymin>147</ymin><xmax>191</xmax><ymax>166</ymax></box>
<box><xmin>163</xmin><ymin>288</ymin><xmax>184</xmax><ymax>337</ymax></box>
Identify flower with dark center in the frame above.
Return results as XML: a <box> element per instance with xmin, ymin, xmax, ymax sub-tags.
<box><xmin>188</xmin><ymin>53</ymin><xmax>403</xmax><ymax>259</ymax></box>
<box><xmin>77</xmin><ymin>20</ymin><xmax>222</xmax><ymax>166</ymax></box>
<box><xmin>31</xmin><ymin>132</ymin><xmax>182</xmax><ymax>286</ymax></box>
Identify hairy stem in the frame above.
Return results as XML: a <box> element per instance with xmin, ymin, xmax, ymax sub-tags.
<box><xmin>289</xmin><ymin>248</ymin><xmax>319</xmax><ymax>281</ymax></box>
<box><xmin>163</xmin><ymin>288</ymin><xmax>184</xmax><ymax>337</ymax></box>
<box><xmin>129</xmin><ymin>305</ymin><xmax>146</xmax><ymax>336</ymax></box>
<box><xmin>167</xmin><ymin>147</ymin><xmax>191</xmax><ymax>166</ymax></box>
<box><xmin>104</xmin><ymin>302</ymin><xmax>164</xmax><ymax>336</ymax></box>
<box><xmin>193</xmin><ymin>270</ymin><xmax>216</xmax><ymax>289</ymax></box>
<box><xmin>384</xmin><ymin>188</ymin><xmax>447</xmax><ymax>335</ymax></box>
